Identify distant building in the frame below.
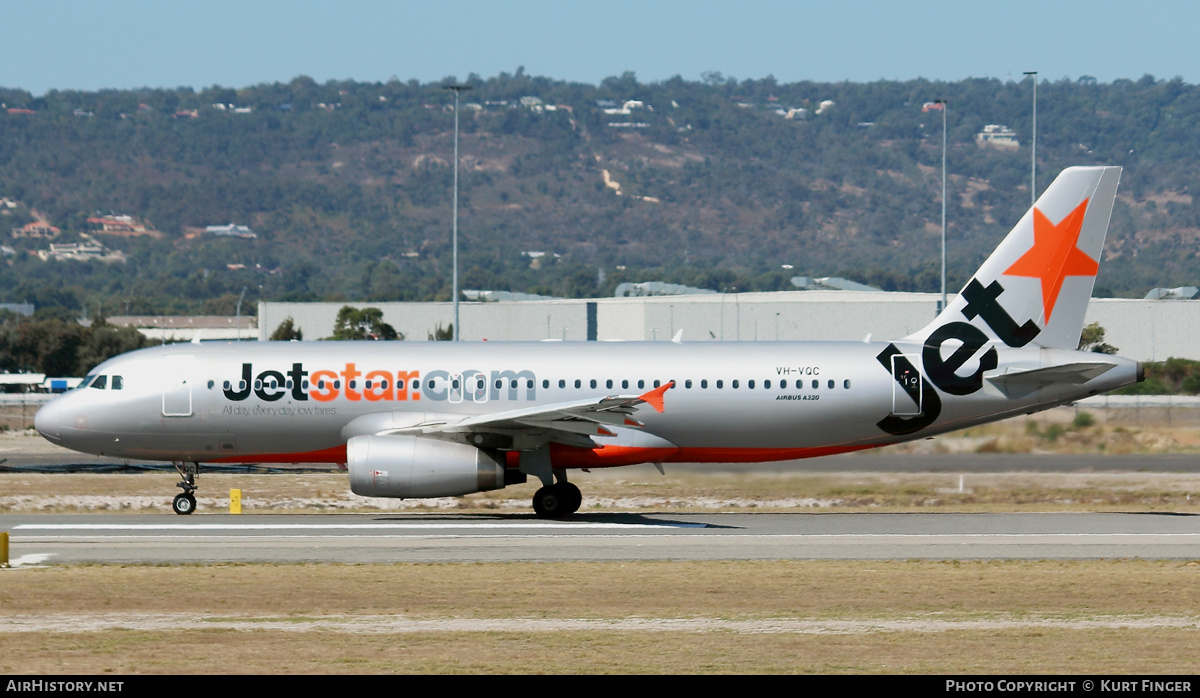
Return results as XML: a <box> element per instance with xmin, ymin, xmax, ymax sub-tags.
<box><xmin>37</xmin><ymin>237</ymin><xmax>124</xmax><ymax>263</ymax></box>
<box><xmin>977</xmin><ymin>124</ymin><xmax>1020</xmax><ymax>149</ymax></box>
<box><xmin>462</xmin><ymin>290</ymin><xmax>561</xmax><ymax>302</ymax></box>
<box><xmin>205</xmin><ymin>224</ymin><xmax>257</xmax><ymax>239</ymax></box>
<box><xmin>1145</xmin><ymin>286</ymin><xmax>1200</xmax><ymax>300</ymax></box>
<box><xmin>0</xmin><ymin>303</ymin><xmax>34</xmax><ymax>316</ymax></box>
<box><xmin>11</xmin><ymin>221</ymin><xmax>60</xmax><ymax>239</ymax></box>
<box><xmin>87</xmin><ymin>214</ymin><xmax>158</xmax><ymax>237</ymax></box>
<box><xmin>105</xmin><ymin>315</ymin><xmax>257</xmax><ymax>342</ymax></box>
<box><xmin>614</xmin><ymin>281</ymin><xmax>717</xmax><ymax>298</ymax></box>
<box><xmin>791</xmin><ymin>276</ymin><xmax>884</xmax><ymax>292</ymax></box>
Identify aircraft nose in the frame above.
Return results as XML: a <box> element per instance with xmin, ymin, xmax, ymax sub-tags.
<box><xmin>34</xmin><ymin>399</ymin><xmax>63</xmax><ymax>441</ymax></box>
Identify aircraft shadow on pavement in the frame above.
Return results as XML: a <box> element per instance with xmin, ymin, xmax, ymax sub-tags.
<box><xmin>371</xmin><ymin>512</ymin><xmax>735</xmax><ymax>528</ymax></box>
<box><xmin>1113</xmin><ymin>511</ymin><xmax>1198</xmax><ymax>517</ymax></box>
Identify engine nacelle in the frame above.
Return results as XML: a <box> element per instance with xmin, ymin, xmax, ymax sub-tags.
<box><xmin>347</xmin><ymin>434</ymin><xmax>507</xmax><ymax>498</ymax></box>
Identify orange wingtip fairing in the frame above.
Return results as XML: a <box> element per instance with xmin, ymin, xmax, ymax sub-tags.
<box><xmin>638</xmin><ymin>380</ymin><xmax>675</xmax><ymax>413</ymax></box>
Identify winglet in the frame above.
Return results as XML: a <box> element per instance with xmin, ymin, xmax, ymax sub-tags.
<box><xmin>638</xmin><ymin>381</ymin><xmax>675</xmax><ymax>413</ymax></box>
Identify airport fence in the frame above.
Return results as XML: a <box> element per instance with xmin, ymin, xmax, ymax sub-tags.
<box><xmin>0</xmin><ymin>393</ymin><xmax>53</xmax><ymax>430</ymax></box>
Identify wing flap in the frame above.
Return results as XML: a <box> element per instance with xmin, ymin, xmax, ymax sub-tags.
<box><xmin>396</xmin><ymin>381</ymin><xmax>676</xmax><ymax>448</ymax></box>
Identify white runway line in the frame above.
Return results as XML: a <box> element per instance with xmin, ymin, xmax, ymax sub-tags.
<box><xmin>6</xmin><ymin>553</ymin><xmax>56</xmax><ymax>566</ymax></box>
<box><xmin>13</xmin><ymin>522</ymin><xmax>707</xmax><ymax>531</ymax></box>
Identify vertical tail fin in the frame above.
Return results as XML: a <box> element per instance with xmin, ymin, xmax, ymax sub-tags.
<box><xmin>911</xmin><ymin>166</ymin><xmax>1121</xmax><ymax>350</ymax></box>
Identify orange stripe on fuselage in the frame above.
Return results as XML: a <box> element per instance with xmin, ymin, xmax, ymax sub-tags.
<box><xmin>210</xmin><ymin>443</ymin><xmax>887</xmax><ymax>468</ymax></box>
<box><xmin>547</xmin><ymin>443</ymin><xmax>886</xmax><ymax>468</ymax></box>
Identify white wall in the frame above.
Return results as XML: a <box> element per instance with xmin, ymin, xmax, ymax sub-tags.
<box><xmin>258</xmin><ymin>295</ymin><xmax>1200</xmax><ymax>362</ymax></box>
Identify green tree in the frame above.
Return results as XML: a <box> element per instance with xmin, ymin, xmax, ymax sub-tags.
<box><xmin>74</xmin><ymin>319</ymin><xmax>157</xmax><ymax>375</ymax></box>
<box><xmin>427</xmin><ymin>323</ymin><xmax>453</xmax><ymax>341</ymax></box>
<box><xmin>1077</xmin><ymin>322</ymin><xmax>1118</xmax><ymax>354</ymax></box>
<box><xmin>0</xmin><ymin>313</ymin><xmax>157</xmax><ymax>376</ymax></box>
<box><xmin>329</xmin><ymin>306</ymin><xmax>401</xmax><ymax>340</ymax></box>
<box><xmin>269</xmin><ymin>317</ymin><xmax>303</xmax><ymax>341</ymax></box>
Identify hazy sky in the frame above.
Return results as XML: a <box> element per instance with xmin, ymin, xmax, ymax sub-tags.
<box><xmin>4</xmin><ymin>0</ymin><xmax>1196</xmax><ymax>94</ymax></box>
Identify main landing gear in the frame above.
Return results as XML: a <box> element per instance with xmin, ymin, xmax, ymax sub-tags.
<box><xmin>516</xmin><ymin>449</ymin><xmax>583</xmax><ymax>519</ymax></box>
<box><xmin>532</xmin><ymin>479</ymin><xmax>582</xmax><ymax>519</ymax></box>
<box><xmin>171</xmin><ymin>461</ymin><xmax>199</xmax><ymax>515</ymax></box>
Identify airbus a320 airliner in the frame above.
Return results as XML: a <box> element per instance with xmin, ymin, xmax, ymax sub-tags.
<box><xmin>35</xmin><ymin>166</ymin><xmax>1141</xmax><ymax>517</ymax></box>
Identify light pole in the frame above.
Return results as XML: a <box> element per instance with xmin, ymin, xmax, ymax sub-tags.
<box><xmin>936</xmin><ymin>99</ymin><xmax>948</xmax><ymax>312</ymax></box>
<box><xmin>1024</xmin><ymin>71</ymin><xmax>1037</xmax><ymax>206</ymax></box>
<box><xmin>443</xmin><ymin>84</ymin><xmax>472</xmax><ymax>341</ymax></box>
<box><xmin>235</xmin><ymin>286</ymin><xmax>247</xmax><ymax>341</ymax></box>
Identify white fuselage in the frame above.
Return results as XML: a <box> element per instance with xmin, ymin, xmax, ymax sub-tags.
<box><xmin>34</xmin><ymin>339</ymin><xmax>1140</xmax><ymax>468</ymax></box>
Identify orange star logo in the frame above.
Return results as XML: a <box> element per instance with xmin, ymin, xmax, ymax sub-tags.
<box><xmin>1002</xmin><ymin>199</ymin><xmax>1096</xmax><ymax>322</ymax></box>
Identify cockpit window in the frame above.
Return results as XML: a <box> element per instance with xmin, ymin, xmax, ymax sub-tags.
<box><xmin>111</xmin><ymin>376</ymin><xmax>124</xmax><ymax>390</ymax></box>
<box><xmin>79</xmin><ymin>375</ymin><xmax>97</xmax><ymax>389</ymax></box>
<box><xmin>90</xmin><ymin>375</ymin><xmax>108</xmax><ymax>390</ymax></box>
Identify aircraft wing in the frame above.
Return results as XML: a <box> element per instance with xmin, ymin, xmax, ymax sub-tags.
<box><xmin>382</xmin><ymin>381</ymin><xmax>675</xmax><ymax>449</ymax></box>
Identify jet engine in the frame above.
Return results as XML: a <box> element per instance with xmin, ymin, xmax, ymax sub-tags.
<box><xmin>347</xmin><ymin>434</ymin><xmax>510</xmax><ymax>498</ymax></box>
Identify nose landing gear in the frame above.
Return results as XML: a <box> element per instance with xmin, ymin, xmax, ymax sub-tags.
<box><xmin>172</xmin><ymin>461</ymin><xmax>199</xmax><ymax>515</ymax></box>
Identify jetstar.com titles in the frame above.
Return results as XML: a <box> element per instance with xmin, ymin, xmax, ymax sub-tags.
<box><xmin>222</xmin><ymin>363</ymin><xmax>537</xmax><ymax>404</ymax></box>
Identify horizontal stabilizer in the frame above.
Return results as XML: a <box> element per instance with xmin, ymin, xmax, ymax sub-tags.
<box><xmin>985</xmin><ymin>362</ymin><xmax>1115</xmax><ymax>398</ymax></box>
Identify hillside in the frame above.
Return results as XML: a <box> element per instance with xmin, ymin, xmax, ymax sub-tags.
<box><xmin>1</xmin><ymin>72</ymin><xmax>1198</xmax><ymax>315</ymax></box>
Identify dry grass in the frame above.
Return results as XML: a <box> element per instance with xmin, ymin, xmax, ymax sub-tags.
<box><xmin>4</xmin><ymin>628</ymin><xmax>1198</xmax><ymax>674</ymax></box>
<box><xmin>1</xmin><ymin>560</ymin><xmax>1198</xmax><ymax>674</ymax></box>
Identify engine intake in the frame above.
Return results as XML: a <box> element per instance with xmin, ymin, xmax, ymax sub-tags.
<box><xmin>347</xmin><ymin>435</ymin><xmax>507</xmax><ymax>498</ymax></box>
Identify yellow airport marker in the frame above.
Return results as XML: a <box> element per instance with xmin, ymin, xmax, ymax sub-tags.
<box><xmin>230</xmin><ymin>489</ymin><xmax>242</xmax><ymax>515</ymax></box>
<box><xmin>1</xmin><ymin>531</ymin><xmax>8</xmax><ymax>567</ymax></box>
